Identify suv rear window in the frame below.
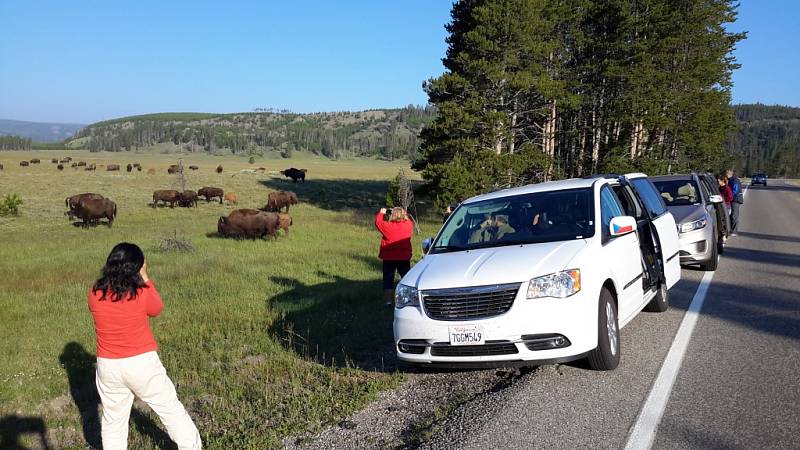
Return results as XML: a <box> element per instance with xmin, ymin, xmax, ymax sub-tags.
<box><xmin>631</xmin><ymin>178</ymin><xmax>667</xmax><ymax>217</ymax></box>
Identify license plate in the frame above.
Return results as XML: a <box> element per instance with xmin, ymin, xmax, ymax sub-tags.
<box><xmin>448</xmin><ymin>325</ymin><xmax>485</xmax><ymax>346</ymax></box>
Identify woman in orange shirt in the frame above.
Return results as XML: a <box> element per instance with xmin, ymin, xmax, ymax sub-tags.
<box><xmin>89</xmin><ymin>243</ymin><xmax>201</xmax><ymax>450</ymax></box>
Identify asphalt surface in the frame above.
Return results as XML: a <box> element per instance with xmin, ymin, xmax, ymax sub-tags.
<box><xmin>419</xmin><ymin>180</ymin><xmax>800</xmax><ymax>449</ymax></box>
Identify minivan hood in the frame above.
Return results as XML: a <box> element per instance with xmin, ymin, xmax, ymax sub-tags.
<box><xmin>666</xmin><ymin>204</ymin><xmax>706</xmax><ymax>224</ymax></box>
<box><xmin>402</xmin><ymin>240</ymin><xmax>588</xmax><ymax>290</ymax></box>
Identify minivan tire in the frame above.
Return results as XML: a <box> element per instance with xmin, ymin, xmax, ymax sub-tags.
<box><xmin>587</xmin><ymin>288</ymin><xmax>621</xmax><ymax>371</ymax></box>
<box><xmin>700</xmin><ymin>238</ymin><xmax>719</xmax><ymax>271</ymax></box>
<box><xmin>644</xmin><ymin>282</ymin><xmax>669</xmax><ymax>313</ymax></box>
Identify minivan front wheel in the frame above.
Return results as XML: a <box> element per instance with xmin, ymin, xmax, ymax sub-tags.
<box><xmin>587</xmin><ymin>288</ymin><xmax>621</xmax><ymax>370</ymax></box>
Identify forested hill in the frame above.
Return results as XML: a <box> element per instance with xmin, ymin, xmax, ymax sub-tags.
<box><xmin>67</xmin><ymin>106</ymin><xmax>435</xmax><ymax>160</ymax></box>
<box><xmin>726</xmin><ymin>104</ymin><xmax>800</xmax><ymax>177</ymax></box>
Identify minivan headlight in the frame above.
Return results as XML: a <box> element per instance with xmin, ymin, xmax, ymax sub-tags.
<box><xmin>678</xmin><ymin>218</ymin><xmax>707</xmax><ymax>233</ymax></box>
<box><xmin>395</xmin><ymin>284</ymin><xmax>419</xmax><ymax>308</ymax></box>
<box><xmin>527</xmin><ymin>270</ymin><xmax>581</xmax><ymax>299</ymax></box>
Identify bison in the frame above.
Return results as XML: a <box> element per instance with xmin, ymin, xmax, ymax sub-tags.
<box><xmin>126</xmin><ymin>164</ymin><xmax>133</xmax><ymax>172</ymax></box>
<box><xmin>132</xmin><ymin>162</ymin><xmax>141</xmax><ymax>168</ymax></box>
<box><xmin>280</xmin><ymin>167</ymin><xmax>307</xmax><ymax>182</ymax></box>
<box><xmin>147</xmin><ymin>168</ymin><xmax>156</xmax><ymax>175</ymax></box>
<box><xmin>198</xmin><ymin>187</ymin><xmax>224</xmax><ymax>204</ymax></box>
<box><xmin>224</xmin><ymin>192</ymin><xmax>238</xmax><ymax>205</ymax></box>
<box><xmin>77</xmin><ymin>161</ymin><xmax>86</xmax><ymax>167</ymax></box>
<box><xmin>167</xmin><ymin>164</ymin><xmax>183</xmax><ymax>174</ymax></box>
<box><xmin>216</xmin><ymin>165</ymin><xmax>223</xmax><ymax>174</ymax></box>
<box><xmin>0</xmin><ymin>164</ymin><xmax>3</xmax><ymax>171</ymax></box>
<box><xmin>107</xmin><ymin>164</ymin><xmax>120</xmax><ymax>171</ymax></box>
<box><xmin>218</xmin><ymin>210</ymin><xmax>279</xmax><ymax>240</ymax></box>
<box><xmin>178</xmin><ymin>190</ymin><xmax>198</xmax><ymax>208</ymax></box>
<box><xmin>51</xmin><ymin>158</ymin><xmax>59</xmax><ymax>163</ymax></box>
<box><xmin>85</xmin><ymin>164</ymin><xmax>96</xmax><ymax>171</ymax></box>
<box><xmin>57</xmin><ymin>164</ymin><xmax>64</xmax><ymax>171</ymax></box>
<box><xmin>152</xmin><ymin>190</ymin><xmax>181</xmax><ymax>208</ymax></box>
<box><xmin>69</xmin><ymin>197</ymin><xmax>117</xmax><ymax>227</ymax></box>
<box><xmin>277</xmin><ymin>213</ymin><xmax>293</xmax><ymax>236</ymax></box>
<box><xmin>30</xmin><ymin>158</ymin><xmax>40</xmax><ymax>164</ymax></box>
<box><xmin>72</xmin><ymin>163</ymin><xmax>79</xmax><ymax>168</ymax></box>
<box><xmin>66</xmin><ymin>193</ymin><xmax>105</xmax><ymax>217</ymax></box>
<box><xmin>189</xmin><ymin>165</ymin><xmax>199</xmax><ymax>170</ymax></box>
<box><xmin>263</xmin><ymin>190</ymin><xmax>298</xmax><ymax>212</ymax></box>
<box><xmin>59</xmin><ymin>158</ymin><xmax>70</xmax><ymax>163</ymax></box>
<box><xmin>20</xmin><ymin>161</ymin><xmax>29</xmax><ymax>167</ymax></box>
<box><xmin>136</xmin><ymin>165</ymin><xmax>142</xmax><ymax>172</ymax></box>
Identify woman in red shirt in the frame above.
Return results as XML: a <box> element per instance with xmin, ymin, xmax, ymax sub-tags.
<box><xmin>375</xmin><ymin>207</ymin><xmax>414</xmax><ymax>306</ymax></box>
<box><xmin>89</xmin><ymin>243</ymin><xmax>201</xmax><ymax>450</ymax></box>
<box><xmin>717</xmin><ymin>175</ymin><xmax>734</xmax><ymax>241</ymax></box>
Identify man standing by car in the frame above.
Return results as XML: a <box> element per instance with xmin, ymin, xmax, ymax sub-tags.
<box><xmin>726</xmin><ymin>169</ymin><xmax>743</xmax><ymax>236</ymax></box>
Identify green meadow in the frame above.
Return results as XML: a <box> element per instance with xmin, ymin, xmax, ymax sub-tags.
<box><xmin>0</xmin><ymin>150</ymin><xmax>439</xmax><ymax>449</ymax></box>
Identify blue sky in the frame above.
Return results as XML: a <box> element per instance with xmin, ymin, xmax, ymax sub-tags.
<box><xmin>0</xmin><ymin>1</ymin><xmax>797</xmax><ymax>124</ymax></box>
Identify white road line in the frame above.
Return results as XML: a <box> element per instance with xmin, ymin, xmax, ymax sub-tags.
<box><xmin>624</xmin><ymin>182</ymin><xmax>748</xmax><ymax>450</ymax></box>
<box><xmin>623</xmin><ymin>270</ymin><xmax>715</xmax><ymax>450</ymax></box>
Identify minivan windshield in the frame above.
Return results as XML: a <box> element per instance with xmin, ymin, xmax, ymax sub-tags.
<box><xmin>651</xmin><ymin>179</ymin><xmax>702</xmax><ymax>206</ymax></box>
<box><xmin>431</xmin><ymin>188</ymin><xmax>594</xmax><ymax>254</ymax></box>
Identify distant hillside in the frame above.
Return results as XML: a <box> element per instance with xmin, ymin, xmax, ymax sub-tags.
<box><xmin>726</xmin><ymin>104</ymin><xmax>800</xmax><ymax>177</ymax></box>
<box><xmin>0</xmin><ymin>119</ymin><xmax>85</xmax><ymax>143</ymax></box>
<box><xmin>68</xmin><ymin>106</ymin><xmax>436</xmax><ymax>160</ymax></box>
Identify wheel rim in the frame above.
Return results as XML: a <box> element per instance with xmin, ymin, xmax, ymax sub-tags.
<box><xmin>606</xmin><ymin>301</ymin><xmax>618</xmax><ymax>356</ymax></box>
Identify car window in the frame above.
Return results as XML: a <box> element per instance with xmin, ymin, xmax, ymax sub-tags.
<box><xmin>612</xmin><ymin>185</ymin><xmax>643</xmax><ymax>219</ymax></box>
<box><xmin>696</xmin><ymin>176</ymin><xmax>713</xmax><ymax>202</ymax></box>
<box><xmin>431</xmin><ymin>188</ymin><xmax>595</xmax><ymax>253</ymax></box>
<box><xmin>600</xmin><ymin>186</ymin><xmax>625</xmax><ymax>241</ymax></box>
<box><xmin>631</xmin><ymin>178</ymin><xmax>668</xmax><ymax>217</ymax></box>
<box><xmin>650</xmin><ymin>179</ymin><xmax>702</xmax><ymax>207</ymax></box>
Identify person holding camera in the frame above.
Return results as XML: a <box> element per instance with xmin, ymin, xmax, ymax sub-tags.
<box><xmin>375</xmin><ymin>207</ymin><xmax>414</xmax><ymax>306</ymax></box>
<box><xmin>89</xmin><ymin>243</ymin><xmax>201</xmax><ymax>450</ymax></box>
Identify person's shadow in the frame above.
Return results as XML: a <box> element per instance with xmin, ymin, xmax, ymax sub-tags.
<box><xmin>0</xmin><ymin>415</ymin><xmax>51</xmax><ymax>449</ymax></box>
<box><xmin>59</xmin><ymin>342</ymin><xmax>176</xmax><ymax>449</ymax></box>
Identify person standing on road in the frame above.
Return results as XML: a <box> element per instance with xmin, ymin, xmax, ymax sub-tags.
<box><xmin>89</xmin><ymin>243</ymin><xmax>202</xmax><ymax>450</ymax></box>
<box><xmin>726</xmin><ymin>169</ymin><xmax>743</xmax><ymax>236</ymax></box>
<box><xmin>718</xmin><ymin>175</ymin><xmax>734</xmax><ymax>241</ymax></box>
<box><xmin>376</xmin><ymin>207</ymin><xmax>414</xmax><ymax>306</ymax></box>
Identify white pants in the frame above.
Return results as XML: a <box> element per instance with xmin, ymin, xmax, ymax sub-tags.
<box><xmin>95</xmin><ymin>351</ymin><xmax>202</xmax><ymax>450</ymax></box>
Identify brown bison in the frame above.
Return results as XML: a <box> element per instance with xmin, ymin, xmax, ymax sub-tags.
<box><xmin>30</xmin><ymin>158</ymin><xmax>40</xmax><ymax>164</ymax></box>
<box><xmin>152</xmin><ymin>190</ymin><xmax>181</xmax><ymax>208</ymax></box>
<box><xmin>224</xmin><ymin>192</ymin><xmax>238</xmax><ymax>205</ymax></box>
<box><xmin>132</xmin><ymin>162</ymin><xmax>141</xmax><ymax>168</ymax></box>
<box><xmin>107</xmin><ymin>164</ymin><xmax>120</xmax><ymax>171</ymax></box>
<box><xmin>51</xmin><ymin>158</ymin><xmax>59</xmax><ymax>163</ymax></box>
<box><xmin>189</xmin><ymin>165</ymin><xmax>199</xmax><ymax>170</ymax></box>
<box><xmin>216</xmin><ymin>165</ymin><xmax>223</xmax><ymax>174</ymax></box>
<box><xmin>147</xmin><ymin>168</ymin><xmax>156</xmax><ymax>175</ymax></box>
<box><xmin>57</xmin><ymin>164</ymin><xmax>64</xmax><ymax>171</ymax></box>
<box><xmin>66</xmin><ymin>193</ymin><xmax>104</xmax><ymax>216</ymax></box>
<box><xmin>167</xmin><ymin>164</ymin><xmax>183</xmax><ymax>174</ymax></box>
<box><xmin>20</xmin><ymin>161</ymin><xmax>29</xmax><ymax>167</ymax></box>
<box><xmin>178</xmin><ymin>190</ymin><xmax>198</xmax><ymax>208</ymax></box>
<box><xmin>72</xmin><ymin>163</ymin><xmax>79</xmax><ymax>168</ymax></box>
<box><xmin>85</xmin><ymin>164</ymin><xmax>96</xmax><ymax>171</ymax></box>
<box><xmin>218</xmin><ymin>210</ymin><xmax>279</xmax><ymax>240</ymax></box>
<box><xmin>77</xmin><ymin>161</ymin><xmax>86</xmax><ymax>167</ymax></box>
<box><xmin>263</xmin><ymin>190</ymin><xmax>298</xmax><ymax>212</ymax></box>
<box><xmin>69</xmin><ymin>197</ymin><xmax>117</xmax><ymax>227</ymax></box>
<box><xmin>277</xmin><ymin>213</ymin><xmax>293</xmax><ymax>236</ymax></box>
<box><xmin>59</xmin><ymin>158</ymin><xmax>70</xmax><ymax>163</ymax></box>
<box><xmin>136</xmin><ymin>165</ymin><xmax>142</xmax><ymax>172</ymax></box>
<box><xmin>0</xmin><ymin>164</ymin><xmax>3</xmax><ymax>171</ymax></box>
<box><xmin>198</xmin><ymin>187</ymin><xmax>224</xmax><ymax>203</ymax></box>
<box><xmin>126</xmin><ymin>164</ymin><xmax>133</xmax><ymax>172</ymax></box>
<box><xmin>280</xmin><ymin>167</ymin><xmax>307</xmax><ymax>182</ymax></box>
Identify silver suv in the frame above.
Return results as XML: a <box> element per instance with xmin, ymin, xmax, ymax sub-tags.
<box><xmin>649</xmin><ymin>174</ymin><xmax>724</xmax><ymax>271</ymax></box>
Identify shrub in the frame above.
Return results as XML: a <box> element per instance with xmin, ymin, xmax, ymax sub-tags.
<box><xmin>248</xmin><ymin>156</ymin><xmax>256</xmax><ymax>164</ymax></box>
<box><xmin>156</xmin><ymin>230</ymin><xmax>195</xmax><ymax>253</ymax></box>
<box><xmin>0</xmin><ymin>194</ymin><xmax>23</xmax><ymax>216</ymax></box>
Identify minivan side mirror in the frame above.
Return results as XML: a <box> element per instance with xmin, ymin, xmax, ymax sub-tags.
<box><xmin>422</xmin><ymin>237</ymin><xmax>433</xmax><ymax>255</ymax></box>
<box><xmin>609</xmin><ymin>216</ymin><xmax>637</xmax><ymax>238</ymax></box>
<box><xmin>708</xmin><ymin>194</ymin><xmax>723</xmax><ymax>204</ymax></box>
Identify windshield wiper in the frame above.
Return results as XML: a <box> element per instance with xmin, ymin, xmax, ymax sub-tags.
<box><xmin>431</xmin><ymin>244</ymin><xmax>466</xmax><ymax>252</ymax></box>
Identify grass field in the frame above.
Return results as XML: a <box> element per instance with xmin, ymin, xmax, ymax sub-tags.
<box><xmin>0</xmin><ymin>150</ymin><xmax>439</xmax><ymax>449</ymax></box>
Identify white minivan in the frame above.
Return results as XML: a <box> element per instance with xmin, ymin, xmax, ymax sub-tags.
<box><xmin>393</xmin><ymin>174</ymin><xmax>680</xmax><ymax>370</ymax></box>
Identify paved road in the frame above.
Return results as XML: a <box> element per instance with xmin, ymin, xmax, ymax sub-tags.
<box><xmin>420</xmin><ymin>180</ymin><xmax>800</xmax><ymax>449</ymax></box>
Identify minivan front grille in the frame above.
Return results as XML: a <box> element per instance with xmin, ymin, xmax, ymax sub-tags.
<box><xmin>421</xmin><ymin>283</ymin><xmax>520</xmax><ymax>321</ymax></box>
<box><xmin>430</xmin><ymin>340</ymin><xmax>519</xmax><ymax>357</ymax></box>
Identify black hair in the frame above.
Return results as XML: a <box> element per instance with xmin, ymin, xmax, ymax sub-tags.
<box><xmin>92</xmin><ymin>242</ymin><xmax>146</xmax><ymax>301</ymax></box>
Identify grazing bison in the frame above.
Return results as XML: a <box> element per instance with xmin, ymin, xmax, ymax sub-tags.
<box><xmin>66</xmin><ymin>193</ymin><xmax>104</xmax><ymax>216</ymax></box>
<box><xmin>216</xmin><ymin>165</ymin><xmax>223</xmax><ymax>174</ymax></box>
<box><xmin>0</xmin><ymin>163</ymin><xmax>3</xmax><ymax>171</ymax></box>
<box><xmin>59</xmin><ymin>158</ymin><xmax>69</xmax><ymax>163</ymax></box>
<box><xmin>126</xmin><ymin>164</ymin><xmax>133</xmax><ymax>172</ymax></box>
<box><xmin>20</xmin><ymin>161</ymin><xmax>29</xmax><ymax>167</ymax></box>
<box><xmin>198</xmin><ymin>187</ymin><xmax>224</xmax><ymax>203</ymax></box>
<box><xmin>277</xmin><ymin>213</ymin><xmax>293</xmax><ymax>236</ymax></box>
<box><xmin>152</xmin><ymin>190</ymin><xmax>181</xmax><ymax>208</ymax></box>
<box><xmin>178</xmin><ymin>190</ymin><xmax>198</xmax><ymax>208</ymax></box>
<box><xmin>263</xmin><ymin>190</ymin><xmax>298</xmax><ymax>212</ymax></box>
<box><xmin>69</xmin><ymin>197</ymin><xmax>117</xmax><ymax>227</ymax></box>
<box><xmin>57</xmin><ymin>164</ymin><xmax>64</xmax><ymax>171</ymax></box>
<box><xmin>189</xmin><ymin>165</ymin><xmax>199</xmax><ymax>170</ymax></box>
<box><xmin>77</xmin><ymin>161</ymin><xmax>86</xmax><ymax>167</ymax></box>
<box><xmin>30</xmin><ymin>158</ymin><xmax>40</xmax><ymax>164</ymax></box>
<box><xmin>51</xmin><ymin>158</ymin><xmax>59</xmax><ymax>163</ymax></box>
<box><xmin>218</xmin><ymin>210</ymin><xmax>279</xmax><ymax>240</ymax></box>
<box><xmin>224</xmin><ymin>192</ymin><xmax>238</xmax><ymax>205</ymax></box>
<box><xmin>167</xmin><ymin>164</ymin><xmax>183</xmax><ymax>174</ymax></box>
<box><xmin>72</xmin><ymin>163</ymin><xmax>79</xmax><ymax>168</ymax></box>
<box><xmin>85</xmin><ymin>164</ymin><xmax>96</xmax><ymax>171</ymax></box>
<box><xmin>280</xmin><ymin>167</ymin><xmax>307</xmax><ymax>182</ymax></box>
<box><xmin>136</xmin><ymin>165</ymin><xmax>142</xmax><ymax>172</ymax></box>
<box><xmin>147</xmin><ymin>168</ymin><xmax>156</xmax><ymax>175</ymax></box>
<box><xmin>107</xmin><ymin>164</ymin><xmax>120</xmax><ymax>171</ymax></box>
